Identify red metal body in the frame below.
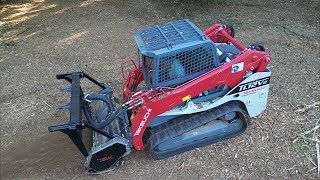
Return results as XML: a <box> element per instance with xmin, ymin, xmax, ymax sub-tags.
<box><xmin>121</xmin><ymin>60</ymin><xmax>144</xmax><ymax>102</ymax></box>
<box><xmin>122</xmin><ymin>24</ymin><xmax>272</xmax><ymax>150</ymax></box>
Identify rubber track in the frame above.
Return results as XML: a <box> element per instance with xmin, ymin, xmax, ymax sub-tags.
<box><xmin>147</xmin><ymin>101</ymin><xmax>247</xmax><ymax>159</ymax></box>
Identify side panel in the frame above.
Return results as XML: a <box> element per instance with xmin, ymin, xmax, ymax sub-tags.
<box><xmin>227</xmin><ymin>70</ymin><xmax>271</xmax><ymax>117</ymax></box>
<box><xmin>160</xmin><ymin>69</ymin><xmax>271</xmax><ymax>117</ymax></box>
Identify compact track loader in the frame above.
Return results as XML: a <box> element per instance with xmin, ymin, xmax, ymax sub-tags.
<box><xmin>48</xmin><ymin>19</ymin><xmax>272</xmax><ymax>174</ymax></box>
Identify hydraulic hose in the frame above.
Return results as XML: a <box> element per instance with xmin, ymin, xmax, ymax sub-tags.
<box><xmin>85</xmin><ymin>94</ymin><xmax>115</xmax><ymax>112</ymax></box>
<box><xmin>83</xmin><ymin>94</ymin><xmax>126</xmax><ymax>129</ymax></box>
<box><xmin>83</xmin><ymin>94</ymin><xmax>114</xmax><ymax>129</ymax></box>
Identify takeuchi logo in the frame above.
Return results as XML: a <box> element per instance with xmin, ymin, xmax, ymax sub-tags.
<box><xmin>134</xmin><ymin>108</ymin><xmax>152</xmax><ymax>136</ymax></box>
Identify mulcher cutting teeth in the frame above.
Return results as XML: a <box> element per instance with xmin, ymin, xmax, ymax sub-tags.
<box><xmin>48</xmin><ymin>72</ymin><xmax>132</xmax><ymax>174</ymax></box>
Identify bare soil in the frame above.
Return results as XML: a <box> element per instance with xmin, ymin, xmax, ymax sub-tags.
<box><xmin>1</xmin><ymin>0</ymin><xmax>319</xmax><ymax>179</ymax></box>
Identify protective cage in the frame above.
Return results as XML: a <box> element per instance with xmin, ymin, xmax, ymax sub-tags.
<box><xmin>135</xmin><ymin>19</ymin><xmax>220</xmax><ymax>88</ymax></box>
<box><xmin>137</xmin><ymin>19</ymin><xmax>204</xmax><ymax>51</ymax></box>
<box><xmin>156</xmin><ymin>44</ymin><xmax>218</xmax><ymax>87</ymax></box>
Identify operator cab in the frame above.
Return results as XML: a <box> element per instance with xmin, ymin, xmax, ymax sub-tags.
<box><xmin>135</xmin><ymin>19</ymin><xmax>223</xmax><ymax>89</ymax></box>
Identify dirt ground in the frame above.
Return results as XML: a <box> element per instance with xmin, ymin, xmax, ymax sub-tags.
<box><xmin>1</xmin><ymin>0</ymin><xmax>319</xmax><ymax>179</ymax></box>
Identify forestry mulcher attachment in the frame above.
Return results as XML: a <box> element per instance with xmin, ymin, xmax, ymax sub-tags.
<box><xmin>48</xmin><ymin>19</ymin><xmax>272</xmax><ymax>174</ymax></box>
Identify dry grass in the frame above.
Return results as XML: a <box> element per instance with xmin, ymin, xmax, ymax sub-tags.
<box><xmin>1</xmin><ymin>0</ymin><xmax>320</xmax><ymax>179</ymax></box>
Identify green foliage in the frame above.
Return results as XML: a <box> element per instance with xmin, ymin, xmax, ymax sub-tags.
<box><xmin>195</xmin><ymin>19</ymin><xmax>214</xmax><ymax>28</ymax></box>
<box><xmin>0</xmin><ymin>40</ymin><xmax>16</xmax><ymax>47</ymax></box>
<box><xmin>241</xmin><ymin>2</ymin><xmax>265</xmax><ymax>9</ymax></box>
<box><xmin>195</xmin><ymin>18</ymin><xmax>242</xmax><ymax>28</ymax></box>
<box><xmin>167</xmin><ymin>0</ymin><xmax>225</xmax><ymax>5</ymax></box>
<box><xmin>207</xmin><ymin>0</ymin><xmax>225</xmax><ymax>6</ymax></box>
<box><xmin>0</xmin><ymin>23</ymin><xmax>16</xmax><ymax>47</ymax></box>
<box><xmin>292</xmin><ymin>139</ymin><xmax>315</xmax><ymax>156</ymax></box>
<box><xmin>221</xmin><ymin>18</ymin><xmax>242</xmax><ymax>28</ymax></box>
<box><xmin>0</xmin><ymin>22</ymin><xmax>13</xmax><ymax>38</ymax></box>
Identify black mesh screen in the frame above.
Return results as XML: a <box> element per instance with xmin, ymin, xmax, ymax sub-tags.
<box><xmin>158</xmin><ymin>46</ymin><xmax>215</xmax><ymax>86</ymax></box>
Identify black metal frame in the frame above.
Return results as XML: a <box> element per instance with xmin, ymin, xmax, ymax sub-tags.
<box><xmin>48</xmin><ymin>72</ymin><xmax>111</xmax><ymax>157</ymax></box>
